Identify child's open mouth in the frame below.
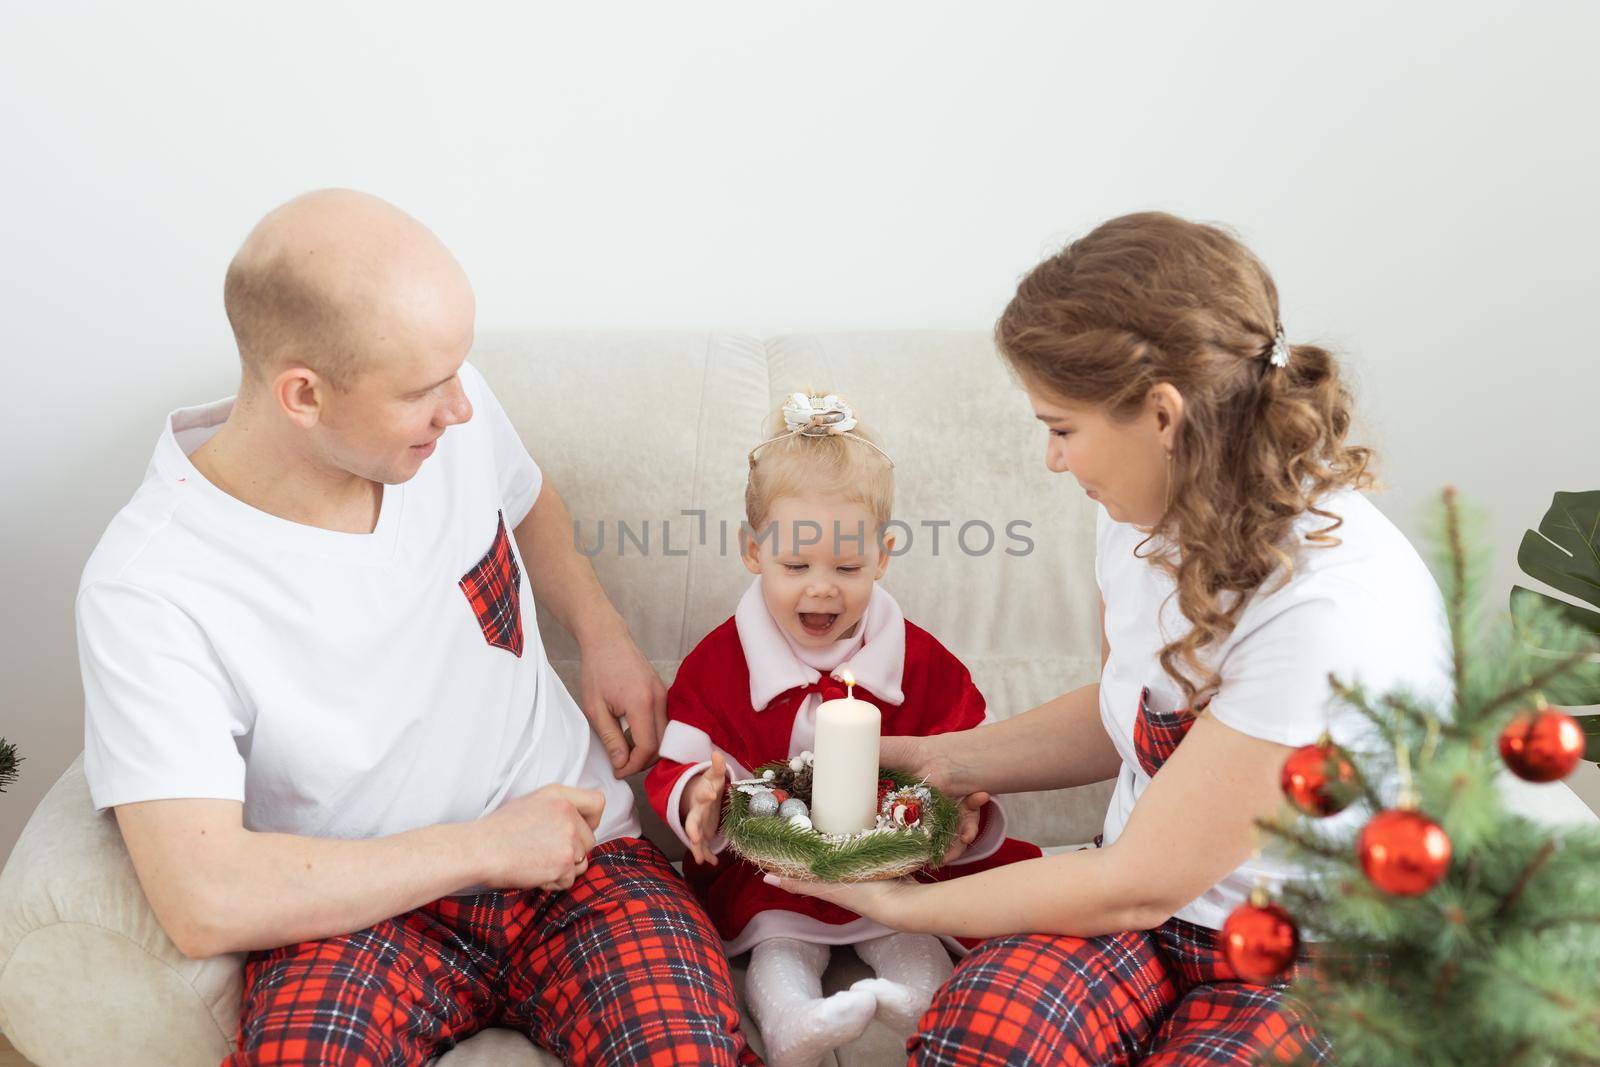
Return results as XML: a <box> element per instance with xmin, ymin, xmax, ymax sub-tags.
<box><xmin>798</xmin><ymin>612</ymin><xmax>839</xmax><ymax>636</ymax></box>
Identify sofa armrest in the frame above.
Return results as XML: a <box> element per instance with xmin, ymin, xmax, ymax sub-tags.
<box><xmin>0</xmin><ymin>754</ymin><xmax>244</xmax><ymax>1066</ymax></box>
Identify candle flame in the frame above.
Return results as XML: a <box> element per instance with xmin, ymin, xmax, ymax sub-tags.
<box><xmin>837</xmin><ymin>667</ymin><xmax>855</xmax><ymax>687</ymax></box>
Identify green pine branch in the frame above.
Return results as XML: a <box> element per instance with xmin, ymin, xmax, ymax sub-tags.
<box><xmin>1266</xmin><ymin>489</ymin><xmax>1600</xmax><ymax>1067</ymax></box>
<box><xmin>1257</xmin><ymin>817</ymin><xmax>1358</xmax><ymax>868</ymax></box>
<box><xmin>1493</xmin><ymin>840</ymin><xmax>1559</xmax><ymax>921</ymax></box>
<box><xmin>0</xmin><ymin>737</ymin><xmax>20</xmax><ymax>794</ymax></box>
<box><xmin>1442</xmin><ymin>486</ymin><xmax>1472</xmax><ymax>716</ymax></box>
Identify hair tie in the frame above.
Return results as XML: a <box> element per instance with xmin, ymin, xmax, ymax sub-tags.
<box><xmin>1268</xmin><ymin>325</ymin><xmax>1291</xmax><ymax>369</ymax></box>
<box><xmin>748</xmin><ymin>392</ymin><xmax>896</xmax><ymax>467</ymax></box>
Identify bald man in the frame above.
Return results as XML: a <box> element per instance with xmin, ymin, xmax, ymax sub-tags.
<box><xmin>76</xmin><ymin>190</ymin><xmax>759</xmax><ymax>1066</ymax></box>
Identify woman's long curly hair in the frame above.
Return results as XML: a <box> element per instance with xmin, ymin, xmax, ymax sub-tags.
<box><xmin>997</xmin><ymin>212</ymin><xmax>1376</xmax><ymax>706</ymax></box>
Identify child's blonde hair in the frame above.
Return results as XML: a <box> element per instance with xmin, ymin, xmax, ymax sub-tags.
<box><xmin>745</xmin><ymin>392</ymin><xmax>895</xmax><ymax>534</ymax></box>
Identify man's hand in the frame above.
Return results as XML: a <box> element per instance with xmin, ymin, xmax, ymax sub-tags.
<box><xmin>510</xmin><ymin>485</ymin><xmax>666</xmax><ymax>778</ymax></box>
<box><xmin>578</xmin><ymin>626</ymin><xmax>668</xmax><ymax>777</ymax></box>
<box><xmin>474</xmin><ymin>784</ymin><xmax>606</xmax><ymax>892</ymax></box>
<box><xmin>679</xmin><ymin>751</ymin><xmax>729</xmax><ymax>866</ymax></box>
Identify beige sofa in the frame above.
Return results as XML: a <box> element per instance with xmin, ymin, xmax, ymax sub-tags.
<box><xmin>0</xmin><ymin>332</ymin><xmax>1111</xmax><ymax>1065</ymax></box>
<box><xmin>4</xmin><ymin>331</ymin><xmax>1593</xmax><ymax>1066</ymax></box>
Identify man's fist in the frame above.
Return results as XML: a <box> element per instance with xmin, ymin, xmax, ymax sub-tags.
<box><xmin>475</xmin><ymin>784</ymin><xmax>605</xmax><ymax>892</ymax></box>
<box><xmin>680</xmin><ymin>750</ymin><xmax>729</xmax><ymax>866</ymax></box>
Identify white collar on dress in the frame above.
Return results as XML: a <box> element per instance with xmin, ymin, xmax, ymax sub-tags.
<box><xmin>734</xmin><ymin>577</ymin><xmax>907</xmax><ymax>711</ymax></box>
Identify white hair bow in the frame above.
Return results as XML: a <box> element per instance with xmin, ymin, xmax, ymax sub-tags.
<box><xmin>782</xmin><ymin>392</ymin><xmax>859</xmax><ymax>436</ymax></box>
<box><xmin>748</xmin><ymin>392</ymin><xmax>894</xmax><ymax>467</ymax></box>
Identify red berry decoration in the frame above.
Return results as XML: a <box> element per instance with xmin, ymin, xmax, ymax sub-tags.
<box><xmin>1358</xmin><ymin>809</ymin><xmax>1452</xmax><ymax>896</ymax></box>
<box><xmin>1219</xmin><ymin>890</ymin><xmax>1300</xmax><ymax>982</ymax></box>
<box><xmin>772</xmin><ymin>789</ymin><xmax>790</xmax><ymax>804</ymax></box>
<box><xmin>1281</xmin><ymin>738</ymin><xmax>1359</xmax><ymax>817</ymax></box>
<box><xmin>1498</xmin><ymin>707</ymin><xmax>1584</xmax><ymax>783</ymax></box>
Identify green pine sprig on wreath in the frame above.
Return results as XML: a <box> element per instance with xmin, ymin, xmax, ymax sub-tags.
<box><xmin>725</xmin><ymin>765</ymin><xmax>959</xmax><ymax>882</ymax></box>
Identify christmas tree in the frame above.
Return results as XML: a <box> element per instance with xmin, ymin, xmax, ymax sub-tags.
<box><xmin>0</xmin><ymin>737</ymin><xmax>20</xmax><ymax>794</ymax></box>
<box><xmin>1235</xmin><ymin>489</ymin><xmax>1600</xmax><ymax>1066</ymax></box>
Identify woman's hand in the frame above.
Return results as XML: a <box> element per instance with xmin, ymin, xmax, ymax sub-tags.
<box><xmin>763</xmin><ymin>871</ymin><xmax>926</xmax><ymax>929</ymax></box>
<box><xmin>680</xmin><ymin>751</ymin><xmax>728</xmax><ymax>866</ymax></box>
<box><xmin>940</xmin><ymin>791</ymin><xmax>990</xmax><ymax>866</ymax></box>
<box><xmin>879</xmin><ymin>733</ymin><xmax>961</xmax><ymax>793</ymax></box>
<box><xmin>882</xmin><ymin>734</ymin><xmax>991</xmax><ymax>864</ymax></box>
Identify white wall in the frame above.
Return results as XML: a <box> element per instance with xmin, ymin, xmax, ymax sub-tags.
<box><xmin>2</xmin><ymin>0</ymin><xmax>1598</xmax><ymax>863</ymax></box>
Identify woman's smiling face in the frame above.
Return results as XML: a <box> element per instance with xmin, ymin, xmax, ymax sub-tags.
<box><xmin>741</xmin><ymin>493</ymin><xmax>891</xmax><ymax>647</ymax></box>
<box><xmin>1027</xmin><ymin>383</ymin><xmax>1180</xmax><ymax>528</ymax></box>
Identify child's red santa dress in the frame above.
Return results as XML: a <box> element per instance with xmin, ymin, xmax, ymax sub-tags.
<box><xmin>646</xmin><ymin>580</ymin><xmax>1043</xmax><ymax>954</ymax></box>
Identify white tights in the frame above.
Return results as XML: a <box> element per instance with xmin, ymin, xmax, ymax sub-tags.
<box><xmin>745</xmin><ymin>933</ymin><xmax>953</xmax><ymax>1067</ymax></box>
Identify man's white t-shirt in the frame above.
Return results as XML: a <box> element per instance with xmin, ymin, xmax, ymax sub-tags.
<box><xmin>77</xmin><ymin>362</ymin><xmax>639</xmax><ymax>850</ymax></box>
<box><xmin>1096</xmin><ymin>489</ymin><xmax>1451</xmax><ymax>930</ymax></box>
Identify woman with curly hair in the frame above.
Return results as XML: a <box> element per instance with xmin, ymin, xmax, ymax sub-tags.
<box><xmin>775</xmin><ymin>212</ymin><xmax>1450</xmax><ymax>1064</ymax></box>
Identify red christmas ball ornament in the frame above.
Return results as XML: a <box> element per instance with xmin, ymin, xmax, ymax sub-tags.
<box><xmin>771</xmin><ymin>789</ymin><xmax>790</xmax><ymax>804</ymax></box>
<box><xmin>1498</xmin><ymin>707</ymin><xmax>1584</xmax><ymax>783</ymax></box>
<box><xmin>1219</xmin><ymin>890</ymin><xmax>1300</xmax><ymax>983</ymax></box>
<box><xmin>1281</xmin><ymin>738</ymin><xmax>1359</xmax><ymax>817</ymax></box>
<box><xmin>890</xmin><ymin>800</ymin><xmax>923</xmax><ymax>828</ymax></box>
<box><xmin>1358</xmin><ymin>809</ymin><xmax>1452</xmax><ymax>896</ymax></box>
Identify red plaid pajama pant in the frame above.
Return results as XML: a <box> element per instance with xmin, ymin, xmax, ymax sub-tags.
<box><xmin>907</xmin><ymin>916</ymin><xmax>1329</xmax><ymax>1066</ymax></box>
<box><xmin>224</xmin><ymin>837</ymin><xmax>760</xmax><ymax>1066</ymax></box>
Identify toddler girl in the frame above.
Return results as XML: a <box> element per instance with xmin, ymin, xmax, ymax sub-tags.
<box><xmin>645</xmin><ymin>392</ymin><xmax>1040</xmax><ymax>1067</ymax></box>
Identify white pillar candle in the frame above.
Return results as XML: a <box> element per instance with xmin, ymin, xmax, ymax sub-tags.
<box><xmin>810</xmin><ymin>669</ymin><xmax>881</xmax><ymax>834</ymax></box>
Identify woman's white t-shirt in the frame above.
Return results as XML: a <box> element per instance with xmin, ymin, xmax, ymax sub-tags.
<box><xmin>77</xmin><ymin>362</ymin><xmax>639</xmax><ymax>849</ymax></box>
<box><xmin>1095</xmin><ymin>489</ymin><xmax>1451</xmax><ymax>930</ymax></box>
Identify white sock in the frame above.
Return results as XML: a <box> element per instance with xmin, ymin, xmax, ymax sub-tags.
<box><xmin>746</xmin><ymin>937</ymin><xmax>877</xmax><ymax>1067</ymax></box>
<box><xmin>849</xmin><ymin>932</ymin><xmax>954</xmax><ymax>1034</ymax></box>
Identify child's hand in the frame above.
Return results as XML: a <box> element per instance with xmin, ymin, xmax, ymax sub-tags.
<box><xmin>680</xmin><ymin>750</ymin><xmax>728</xmax><ymax>866</ymax></box>
<box><xmin>940</xmin><ymin>791</ymin><xmax>990</xmax><ymax>865</ymax></box>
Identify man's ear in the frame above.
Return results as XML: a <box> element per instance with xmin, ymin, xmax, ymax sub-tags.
<box><xmin>1148</xmin><ymin>382</ymin><xmax>1185</xmax><ymax>453</ymax></box>
<box><xmin>739</xmin><ymin>525</ymin><xmax>762</xmax><ymax>576</ymax></box>
<box><xmin>274</xmin><ymin>365</ymin><xmax>328</xmax><ymax>429</ymax></box>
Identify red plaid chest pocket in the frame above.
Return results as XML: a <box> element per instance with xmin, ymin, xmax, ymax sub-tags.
<box><xmin>458</xmin><ymin>510</ymin><xmax>525</xmax><ymax>657</ymax></box>
<box><xmin>1131</xmin><ymin>685</ymin><xmax>1207</xmax><ymax>776</ymax></box>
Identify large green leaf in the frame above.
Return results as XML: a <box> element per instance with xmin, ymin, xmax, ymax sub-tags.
<box><xmin>1514</xmin><ymin>491</ymin><xmax>1600</xmax><ymax>744</ymax></box>
<box><xmin>1517</xmin><ymin>490</ymin><xmax>1600</xmax><ymax>612</ymax></box>
<box><xmin>1582</xmin><ymin>714</ymin><xmax>1600</xmax><ymax>763</ymax></box>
